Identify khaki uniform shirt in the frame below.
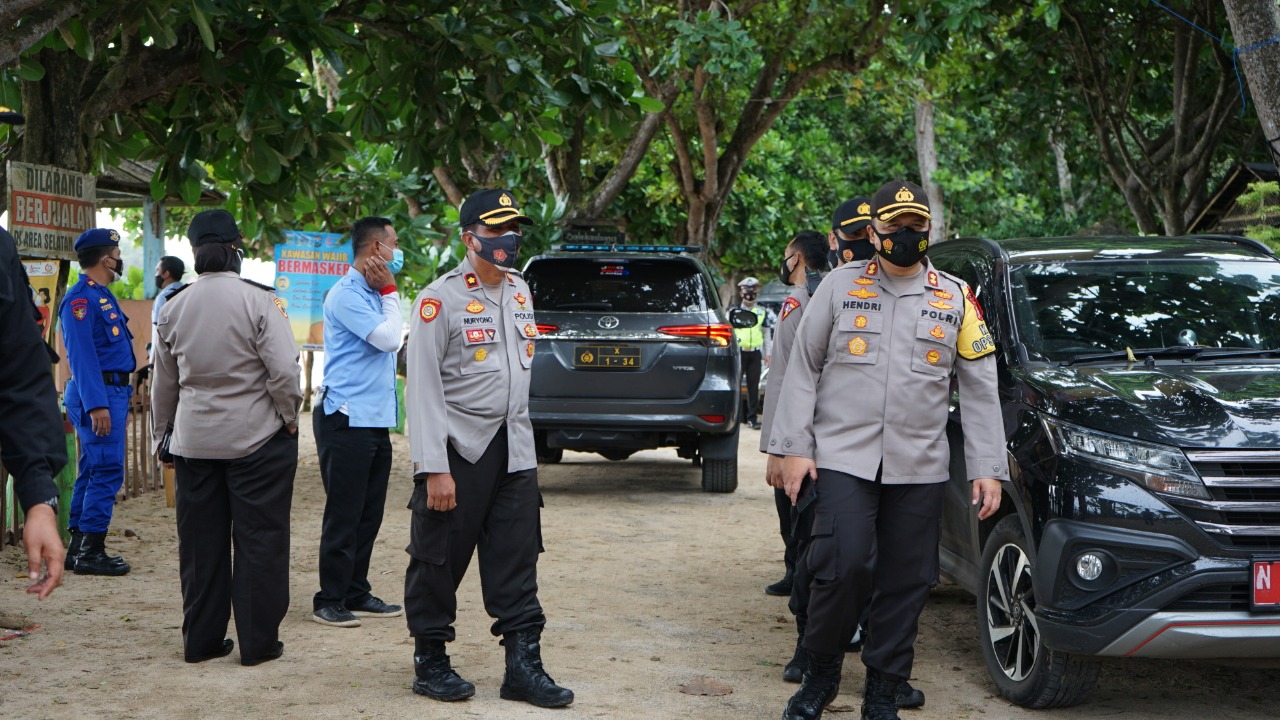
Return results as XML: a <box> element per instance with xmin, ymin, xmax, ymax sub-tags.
<box><xmin>767</xmin><ymin>258</ymin><xmax>1008</xmax><ymax>484</ymax></box>
<box><xmin>759</xmin><ymin>285</ymin><xmax>811</xmax><ymax>453</ymax></box>
<box><xmin>407</xmin><ymin>257</ymin><xmax>537</xmax><ymax>475</ymax></box>
<box><xmin>152</xmin><ymin>272</ymin><xmax>302</xmax><ymax>459</ymax></box>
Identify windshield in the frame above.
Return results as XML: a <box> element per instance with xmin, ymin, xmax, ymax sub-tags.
<box><xmin>1011</xmin><ymin>257</ymin><xmax>1280</xmax><ymax>362</ymax></box>
<box><xmin>525</xmin><ymin>257</ymin><xmax>712</xmax><ymax>313</ymax></box>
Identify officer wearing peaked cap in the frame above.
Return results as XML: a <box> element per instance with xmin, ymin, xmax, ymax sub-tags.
<box><xmin>769</xmin><ymin>180</ymin><xmax>1007</xmax><ymax>720</ymax></box>
<box><xmin>59</xmin><ymin>228</ymin><xmax>135</xmax><ymax>576</ymax></box>
<box><xmin>829</xmin><ymin>197</ymin><xmax>876</xmax><ymax>268</ymax></box>
<box><xmin>404</xmin><ymin>188</ymin><xmax>573</xmax><ymax>708</ymax></box>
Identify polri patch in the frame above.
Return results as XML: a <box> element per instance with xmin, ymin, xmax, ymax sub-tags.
<box><xmin>273</xmin><ymin>297</ymin><xmax>288</xmax><ymax>318</ymax></box>
<box><xmin>780</xmin><ymin>297</ymin><xmax>800</xmax><ymax>321</ymax></box>
<box><xmin>420</xmin><ymin>298</ymin><xmax>441</xmax><ymax>323</ymax></box>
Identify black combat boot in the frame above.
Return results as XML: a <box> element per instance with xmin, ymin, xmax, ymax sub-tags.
<box><xmin>499</xmin><ymin>628</ymin><xmax>574</xmax><ymax>708</ymax></box>
<box><xmin>782</xmin><ymin>651</ymin><xmax>842</xmax><ymax>720</ymax></box>
<box><xmin>861</xmin><ymin>667</ymin><xmax>901</xmax><ymax>720</ymax></box>
<box><xmin>765</xmin><ymin>567</ymin><xmax>795</xmax><ymax>596</ymax></box>
<box><xmin>783</xmin><ymin>618</ymin><xmax>808</xmax><ymax>683</ymax></box>
<box><xmin>73</xmin><ymin>532</ymin><xmax>130</xmax><ymax>576</ymax></box>
<box><xmin>64</xmin><ymin>529</ymin><xmax>84</xmax><ymax>571</ymax></box>
<box><xmin>412</xmin><ymin>640</ymin><xmax>475</xmax><ymax>701</ymax></box>
<box><xmin>894</xmin><ymin>679</ymin><xmax>924</xmax><ymax>709</ymax></box>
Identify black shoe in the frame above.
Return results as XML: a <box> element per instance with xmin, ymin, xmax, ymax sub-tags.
<box><xmin>783</xmin><ymin>651</ymin><xmax>841</xmax><ymax>720</ymax></box>
<box><xmin>73</xmin><ymin>532</ymin><xmax>130</xmax><ymax>576</ymax></box>
<box><xmin>782</xmin><ymin>635</ymin><xmax>808</xmax><ymax>683</ymax></box>
<box><xmin>847</xmin><ymin>624</ymin><xmax>864</xmax><ymax>653</ymax></box>
<box><xmin>64</xmin><ymin>529</ymin><xmax>83</xmax><ymax>571</ymax></box>
<box><xmin>861</xmin><ymin>668</ymin><xmax>902</xmax><ymax>720</ymax></box>
<box><xmin>413</xmin><ymin>640</ymin><xmax>476</xmax><ymax>702</ymax></box>
<box><xmin>500</xmin><ymin>628</ymin><xmax>574</xmax><ymax>708</ymax></box>
<box><xmin>312</xmin><ymin>605</ymin><xmax>361</xmax><ymax>627</ymax></box>
<box><xmin>894</xmin><ymin>680</ymin><xmax>925</xmax><ymax>709</ymax></box>
<box><xmin>241</xmin><ymin>641</ymin><xmax>284</xmax><ymax>667</ymax></box>
<box><xmin>347</xmin><ymin>596</ymin><xmax>403</xmax><ymax>618</ymax></box>
<box><xmin>185</xmin><ymin>639</ymin><xmax>234</xmax><ymax>663</ymax></box>
<box><xmin>765</xmin><ymin>569</ymin><xmax>794</xmax><ymax>597</ymax></box>
<box><xmin>748</xmin><ymin>420</ymin><xmax>762</xmax><ymax>429</ymax></box>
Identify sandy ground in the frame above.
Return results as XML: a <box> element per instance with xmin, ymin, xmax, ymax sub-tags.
<box><xmin>3</xmin><ymin>416</ymin><xmax>1279</xmax><ymax>719</ymax></box>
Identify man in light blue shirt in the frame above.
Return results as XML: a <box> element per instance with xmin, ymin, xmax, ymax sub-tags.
<box><xmin>312</xmin><ymin>217</ymin><xmax>407</xmax><ymax>628</ymax></box>
<box><xmin>151</xmin><ymin>256</ymin><xmax>186</xmax><ymax>326</ymax></box>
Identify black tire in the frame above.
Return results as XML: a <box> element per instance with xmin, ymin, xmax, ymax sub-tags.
<box><xmin>977</xmin><ymin>516</ymin><xmax>1100</xmax><ymax>709</ymax></box>
<box><xmin>700</xmin><ymin>457</ymin><xmax>737</xmax><ymax>493</ymax></box>
<box><xmin>537</xmin><ymin>448</ymin><xmax>563</xmax><ymax>464</ymax></box>
<box><xmin>598</xmin><ymin>449</ymin><xmax>633</xmax><ymax>461</ymax></box>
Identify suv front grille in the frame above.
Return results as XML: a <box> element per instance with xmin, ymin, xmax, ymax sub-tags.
<box><xmin>1179</xmin><ymin>451</ymin><xmax>1280</xmax><ymax>550</ymax></box>
<box><xmin>1166</xmin><ymin>583</ymin><xmax>1252</xmax><ymax>611</ymax></box>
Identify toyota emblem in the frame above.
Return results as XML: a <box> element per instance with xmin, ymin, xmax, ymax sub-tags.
<box><xmin>598</xmin><ymin>315</ymin><xmax>620</xmax><ymax>329</ymax></box>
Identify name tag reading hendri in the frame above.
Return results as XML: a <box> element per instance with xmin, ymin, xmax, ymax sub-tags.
<box><xmin>1252</xmin><ymin>558</ymin><xmax>1280</xmax><ymax>610</ymax></box>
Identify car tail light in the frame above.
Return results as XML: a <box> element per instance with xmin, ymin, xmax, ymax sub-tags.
<box><xmin>658</xmin><ymin>324</ymin><xmax>733</xmax><ymax>347</ymax></box>
<box><xmin>535</xmin><ymin>323</ymin><xmax>559</xmax><ymax>335</ymax></box>
<box><xmin>699</xmin><ymin>415</ymin><xmax>726</xmax><ymax>423</ymax></box>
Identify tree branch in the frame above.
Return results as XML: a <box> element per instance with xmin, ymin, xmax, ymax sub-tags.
<box><xmin>0</xmin><ymin>1</ymin><xmax>87</xmax><ymax>69</ymax></box>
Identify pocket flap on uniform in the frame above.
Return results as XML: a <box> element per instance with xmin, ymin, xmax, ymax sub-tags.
<box><xmin>837</xmin><ymin>311</ymin><xmax>883</xmax><ymax>334</ymax></box>
<box><xmin>810</xmin><ymin>512</ymin><xmax>835</xmax><ymax>538</ymax></box>
<box><xmin>915</xmin><ymin>316</ymin><xmax>957</xmax><ymax>345</ymax></box>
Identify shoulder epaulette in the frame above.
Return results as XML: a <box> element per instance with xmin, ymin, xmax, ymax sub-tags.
<box><xmin>240</xmin><ymin>278</ymin><xmax>275</xmax><ymax>292</ymax></box>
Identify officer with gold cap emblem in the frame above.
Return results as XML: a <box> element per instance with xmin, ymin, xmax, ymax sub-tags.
<box><xmin>404</xmin><ymin>188</ymin><xmax>573</xmax><ymax>708</ymax></box>
<box><xmin>827</xmin><ymin>196</ymin><xmax>876</xmax><ymax>268</ymax></box>
<box><xmin>768</xmin><ymin>180</ymin><xmax>1007</xmax><ymax>720</ymax></box>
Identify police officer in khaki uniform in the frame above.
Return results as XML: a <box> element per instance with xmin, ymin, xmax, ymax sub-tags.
<box><xmin>152</xmin><ymin>209</ymin><xmax>302</xmax><ymax>666</ymax></box>
<box><xmin>828</xmin><ymin>197</ymin><xmax>876</xmax><ymax>268</ymax></box>
<box><xmin>404</xmin><ymin>188</ymin><xmax>573</xmax><ymax>708</ymax></box>
<box><xmin>770</xmin><ymin>181</ymin><xmax>1007</xmax><ymax>720</ymax></box>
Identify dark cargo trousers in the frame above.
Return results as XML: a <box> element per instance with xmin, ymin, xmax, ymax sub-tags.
<box><xmin>801</xmin><ymin>468</ymin><xmax>945</xmax><ymax>680</ymax></box>
<box><xmin>404</xmin><ymin>427</ymin><xmax>546</xmax><ymax>643</ymax></box>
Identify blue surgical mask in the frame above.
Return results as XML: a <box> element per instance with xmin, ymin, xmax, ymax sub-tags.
<box><xmin>379</xmin><ymin>241</ymin><xmax>405</xmax><ymax>275</ymax></box>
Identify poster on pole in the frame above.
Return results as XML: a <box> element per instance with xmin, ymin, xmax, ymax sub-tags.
<box><xmin>6</xmin><ymin>161</ymin><xmax>96</xmax><ymax>261</ymax></box>
<box><xmin>23</xmin><ymin>259</ymin><xmax>60</xmax><ymax>343</ymax></box>
<box><xmin>273</xmin><ymin>230</ymin><xmax>351</xmax><ymax>350</ymax></box>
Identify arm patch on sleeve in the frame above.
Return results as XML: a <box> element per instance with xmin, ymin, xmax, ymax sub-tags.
<box><xmin>957</xmin><ymin>286</ymin><xmax>995</xmax><ymax>360</ymax></box>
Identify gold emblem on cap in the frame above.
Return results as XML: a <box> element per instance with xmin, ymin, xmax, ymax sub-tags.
<box><xmin>499</xmin><ymin>194</ymin><xmax>513</xmax><ymax>207</ymax></box>
<box><xmin>895</xmin><ymin>186</ymin><xmax>915</xmax><ymax>202</ymax></box>
<box><xmin>109</xmin><ymin>230</ymin><xmax>120</xmax><ymax>242</ymax></box>
<box><xmin>857</xmin><ymin>202</ymin><xmax>870</xmax><ymax>215</ymax></box>
<box><xmin>474</xmin><ymin>348</ymin><xmax>488</xmax><ymax>362</ymax></box>
<box><xmin>849</xmin><ymin>337</ymin><xmax>868</xmax><ymax>356</ymax></box>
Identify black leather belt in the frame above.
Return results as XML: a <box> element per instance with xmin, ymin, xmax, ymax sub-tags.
<box><xmin>102</xmin><ymin>371</ymin><xmax>131</xmax><ymax>386</ymax></box>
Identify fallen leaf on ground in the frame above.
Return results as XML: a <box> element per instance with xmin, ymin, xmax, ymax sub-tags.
<box><xmin>680</xmin><ymin>676</ymin><xmax>733</xmax><ymax>696</ymax></box>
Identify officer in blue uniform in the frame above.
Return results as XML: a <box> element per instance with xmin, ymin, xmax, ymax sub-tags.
<box><xmin>59</xmin><ymin>228</ymin><xmax>136</xmax><ymax>576</ymax></box>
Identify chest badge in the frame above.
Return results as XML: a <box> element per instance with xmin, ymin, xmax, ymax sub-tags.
<box><xmin>848</xmin><ymin>287</ymin><xmax>879</xmax><ymax>299</ymax></box>
<box><xmin>523</xmin><ymin>323</ymin><xmax>537</xmax><ymax>338</ymax></box>
<box><xmin>933</xmin><ymin>289</ymin><xmax>953</xmax><ymax>300</ymax></box>
<box><xmin>420</xmin><ymin>298</ymin><xmax>441</xmax><ymax>323</ymax></box>
<box><xmin>474</xmin><ymin>348</ymin><xmax>488</xmax><ymax>362</ymax></box>
<box><xmin>112</xmin><ymin>326</ymin><xmax>121</xmax><ymax>337</ymax></box>
<box><xmin>464</xmin><ymin>273</ymin><xmax>479</xmax><ymax>290</ymax></box>
<box><xmin>466</xmin><ymin>300</ymin><xmax>485</xmax><ymax>314</ymax></box>
<box><xmin>526</xmin><ymin>341</ymin><xmax>535</xmax><ymax>358</ymax></box>
<box><xmin>926</xmin><ymin>349</ymin><xmax>941</xmax><ymax>365</ymax></box>
<box><xmin>514</xmin><ymin>293</ymin><xmax>527</xmax><ymax>307</ymax></box>
<box><xmin>854</xmin><ymin>315</ymin><xmax>868</xmax><ymax>328</ymax></box>
<box><xmin>109</xmin><ymin>313</ymin><xmax>118</xmax><ymax>320</ymax></box>
<box><xmin>928</xmin><ymin>299</ymin><xmax>954</xmax><ymax>310</ymax></box>
<box><xmin>930</xmin><ymin>325</ymin><xmax>945</xmax><ymax>339</ymax></box>
<box><xmin>854</xmin><ymin>277</ymin><xmax>875</xmax><ymax>286</ymax></box>
<box><xmin>848</xmin><ymin>337</ymin><xmax>868</xmax><ymax>356</ymax></box>
<box><xmin>99</xmin><ymin>297</ymin><xmax>108</xmax><ymax>304</ymax></box>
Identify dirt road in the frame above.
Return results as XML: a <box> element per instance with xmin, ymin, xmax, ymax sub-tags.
<box><xmin>3</xmin><ymin>418</ymin><xmax>1277</xmax><ymax>718</ymax></box>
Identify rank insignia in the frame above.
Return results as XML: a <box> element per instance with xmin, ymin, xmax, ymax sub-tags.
<box><xmin>780</xmin><ymin>297</ymin><xmax>800</xmax><ymax>321</ymax></box>
<box><xmin>927</xmin><ymin>271</ymin><xmax>939</xmax><ymax>287</ymax></box>
<box><xmin>466</xmin><ymin>300</ymin><xmax>485</xmax><ymax>314</ymax></box>
<box><xmin>854</xmin><ymin>277</ymin><xmax>876</xmax><ymax>286</ymax></box>
<box><xmin>273</xmin><ymin>297</ymin><xmax>288</xmax><ymax>318</ymax></box>
<box><xmin>71</xmin><ymin>298</ymin><xmax>88</xmax><ymax>320</ymax></box>
<box><xmin>464</xmin><ymin>273</ymin><xmax>479</xmax><ymax>290</ymax></box>
<box><xmin>928</xmin><ymin>299</ymin><xmax>954</xmax><ymax>310</ymax></box>
<box><xmin>930</xmin><ymin>325</ymin><xmax>945</xmax><ymax>339</ymax></box>
<box><xmin>514</xmin><ymin>293</ymin><xmax>527</xmax><ymax>306</ymax></box>
<box><xmin>474</xmin><ymin>348</ymin><xmax>488</xmax><ymax>362</ymax></box>
<box><xmin>883</xmin><ymin>239</ymin><xmax>894</xmax><ymax>252</ymax></box>
<box><xmin>506</xmin><ymin>273</ymin><xmax>516</xmax><ymax>285</ymax></box>
<box><xmin>848</xmin><ymin>337</ymin><xmax>868</xmax><ymax>356</ymax></box>
<box><xmin>842</xmin><ymin>249</ymin><xmax>853</xmax><ymax>262</ymax></box>
<box><xmin>933</xmin><ymin>289</ymin><xmax>953</xmax><ymax>300</ymax></box>
<box><xmin>854</xmin><ymin>315</ymin><xmax>869</xmax><ymax>329</ymax></box>
<box><xmin>86</xmin><ymin>279</ymin><xmax>96</xmax><ymax>286</ymax></box>
<box><xmin>524</xmin><ymin>323</ymin><xmax>537</xmax><ymax>338</ymax></box>
<box><xmin>526</xmin><ymin>342</ymin><xmax>535</xmax><ymax>358</ymax></box>
<box><xmin>865</xmin><ymin>261</ymin><xmax>879</xmax><ymax>277</ymax></box>
<box><xmin>848</xmin><ymin>287</ymin><xmax>879</xmax><ymax>299</ymax></box>
<box><xmin>420</xmin><ymin>298</ymin><xmax>441</xmax><ymax>323</ymax></box>
<box><xmin>926</xmin><ymin>349</ymin><xmax>941</xmax><ymax>364</ymax></box>
<box><xmin>112</xmin><ymin>326</ymin><xmax>120</xmax><ymax>337</ymax></box>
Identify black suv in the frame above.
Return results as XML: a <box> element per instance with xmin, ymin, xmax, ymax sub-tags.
<box><xmin>930</xmin><ymin>235</ymin><xmax>1280</xmax><ymax>708</ymax></box>
<box><xmin>522</xmin><ymin>245</ymin><xmax>756</xmax><ymax>492</ymax></box>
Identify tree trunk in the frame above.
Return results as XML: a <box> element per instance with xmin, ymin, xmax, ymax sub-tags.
<box><xmin>20</xmin><ymin>49</ymin><xmax>95</xmax><ymax>174</ymax></box>
<box><xmin>914</xmin><ymin>97</ymin><xmax>946</xmax><ymax>242</ymax></box>
<box><xmin>1048</xmin><ymin>125</ymin><xmax>1078</xmax><ymax>220</ymax></box>
<box><xmin>1223</xmin><ymin>0</ymin><xmax>1280</xmax><ymax>167</ymax></box>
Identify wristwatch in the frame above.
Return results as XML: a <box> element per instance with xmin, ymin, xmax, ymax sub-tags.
<box><xmin>38</xmin><ymin>495</ymin><xmax>59</xmax><ymax>511</ymax></box>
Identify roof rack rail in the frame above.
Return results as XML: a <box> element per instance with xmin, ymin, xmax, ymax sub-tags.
<box><xmin>1182</xmin><ymin>234</ymin><xmax>1275</xmax><ymax>257</ymax></box>
<box><xmin>556</xmin><ymin>243</ymin><xmax>703</xmax><ymax>254</ymax></box>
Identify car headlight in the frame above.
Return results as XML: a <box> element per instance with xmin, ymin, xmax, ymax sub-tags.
<box><xmin>1041</xmin><ymin>417</ymin><xmax>1209</xmax><ymax>499</ymax></box>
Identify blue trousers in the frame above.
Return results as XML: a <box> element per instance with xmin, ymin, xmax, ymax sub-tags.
<box><xmin>64</xmin><ymin>380</ymin><xmax>131</xmax><ymax>533</ymax></box>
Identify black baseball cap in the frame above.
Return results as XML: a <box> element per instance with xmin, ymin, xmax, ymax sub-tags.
<box><xmin>0</xmin><ymin>106</ymin><xmax>24</xmax><ymax>125</ymax></box>
<box><xmin>459</xmin><ymin>188</ymin><xmax>533</xmax><ymax>227</ymax></box>
<box><xmin>871</xmin><ymin>180</ymin><xmax>931</xmax><ymax>222</ymax></box>
<box><xmin>831</xmin><ymin>197</ymin><xmax>873</xmax><ymax>235</ymax></box>
<box><xmin>187</xmin><ymin>209</ymin><xmax>241</xmax><ymax>246</ymax></box>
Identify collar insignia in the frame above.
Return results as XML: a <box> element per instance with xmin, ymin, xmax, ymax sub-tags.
<box><xmin>464</xmin><ymin>273</ymin><xmax>479</xmax><ymax>290</ymax></box>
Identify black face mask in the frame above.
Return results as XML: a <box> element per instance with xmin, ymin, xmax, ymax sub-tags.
<box><xmin>470</xmin><ymin>231</ymin><xmax>522</xmax><ymax>271</ymax></box>
<box><xmin>109</xmin><ymin>256</ymin><xmax>125</xmax><ymax>278</ymax></box>
<box><xmin>154</xmin><ymin>274</ymin><xmax>166</xmax><ymax>290</ymax></box>
<box><xmin>779</xmin><ymin>254</ymin><xmax>797</xmax><ymax>286</ymax></box>
<box><xmin>827</xmin><ymin>249</ymin><xmax>840</xmax><ymax>268</ymax></box>
<box><xmin>741</xmin><ymin>291</ymin><xmax>757</xmax><ymax>302</ymax></box>
<box><xmin>873</xmin><ymin>227</ymin><xmax>929</xmax><ymax>268</ymax></box>
<box><xmin>837</xmin><ymin>237</ymin><xmax>876</xmax><ymax>264</ymax></box>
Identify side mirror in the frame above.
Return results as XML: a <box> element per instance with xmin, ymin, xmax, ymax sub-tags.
<box><xmin>729</xmin><ymin>308</ymin><xmax>757</xmax><ymax>328</ymax></box>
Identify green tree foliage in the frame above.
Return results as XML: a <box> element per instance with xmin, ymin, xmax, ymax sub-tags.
<box><xmin>1240</xmin><ymin>181</ymin><xmax>1280</xmax><ymax>251</ymax></box>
